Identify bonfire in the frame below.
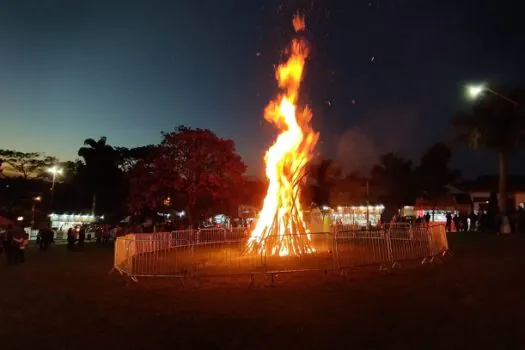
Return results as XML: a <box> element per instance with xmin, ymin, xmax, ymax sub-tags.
<box><xmin>246</xmin><ymin>14</ymin><xmax>319</xmax><ymax>257</ymax></box>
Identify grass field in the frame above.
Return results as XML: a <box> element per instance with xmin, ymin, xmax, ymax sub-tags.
<box><xmin>1</xmin><ymin>233</ymin><xmax>525</xmax><ymax>349</ymax></box>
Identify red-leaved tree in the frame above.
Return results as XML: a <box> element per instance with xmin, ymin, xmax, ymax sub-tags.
<box><xmin>128</xmin><ymin>126</ymin><xmax>246</xmax><ymax>225</ymax></box>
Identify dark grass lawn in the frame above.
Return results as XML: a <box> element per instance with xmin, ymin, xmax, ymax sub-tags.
<box><xmin>2</xmin><ymin>233</ymin><xmax>525</xmax><ymax>350</ymax></box>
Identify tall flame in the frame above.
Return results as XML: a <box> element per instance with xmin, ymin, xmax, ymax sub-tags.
<box><xmin>246</xmin><ymin>15</ymin><xmax>319</xmax><ymax>257</ymax></box>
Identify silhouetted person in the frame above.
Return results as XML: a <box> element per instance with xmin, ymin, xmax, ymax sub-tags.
<box><xmin>95</xmin><ymin>227</ymin><xmax>101</xmax><ymax>244</ymax></box>
<box><xmin>78</xmin><ymin>226</ymin><xmax>86</xmax><ymax>250</ymax></box>
<box><xmin>469</xmin><ymin>212</ymin><xmax>478</xmax><ymax>232</ymax></box>
<box><xmin>12</xmin><ymin>230</ymin><xmax>28</xmax><ymax>263</ymax></box>
<box><xmin>102</xmin><ymin>226</ymin><xmax>110</xmax><ymax>244</ymax></box>
<box><xmin>39</xmin><ymin>225</ymin><xmax>54</xmax><ymax>251</ymax></box>
<box><xmin>452</xmin><ymin>214</ymin><xmax>459</xmax><ymax>232</ymax></box>
<box><xmin>424</xmin><ymin>212</ymin><xmax>431</xmax><ymax>225</ymax></box>
<box><xmin>67</xmin><ymin>227</ymin><xmax>75</xmax><ymax>251</ymax></box>
<box><xmin>445</xmin><ymin>213</ymin><xmax>452</xmax><ymax>232</ymax></box>
<box><xmin>462</xmin><ymin>214</ymin><xmax>468</xmax><ymax>232</ymax></box>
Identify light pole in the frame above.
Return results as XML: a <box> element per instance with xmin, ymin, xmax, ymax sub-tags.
<box><xmin>47</xmin><ymin>166</ymin><xmax>63</xmax><ymax>193</ymax></box>
<box><xmin>466</xmin><ymin>83</ymin><xmax>520</xmax><ymax>234</ymax></box>
<box><xmin>31</xmin><ymin>196</ymin><xmax>42</xmax><ymax>228</ymax></box>
<box><xmin>467</xmin><ymin>84</ymin><xmax>519</xmax><ymax>106</ymax></box>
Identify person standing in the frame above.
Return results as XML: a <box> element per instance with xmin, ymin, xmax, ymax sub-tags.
<box><xmin>78</xmin><ymin>225</ymin><xmax>86</xmax><ymax>250</ymax></box>
<box><xmin>471</xmin><ymin>212</ymin><xmax>478</xmax><ymax>232</ymax></box>
<box><xmin>39</xmin><ymin>225</ymin><xmax>53</xmax><ymax>251</ymax></box>
<box><xmin>11</xmin><ymin>225</ymin><xmax>28</xmax><ymax>264</ymax></box>
<box><xmin>462</xmin><ymin>214</ymin><xmax>469</xmax><ymax>232</ymax></box>
<box><xmin>445</xmin><ymin>213</ymin><xmax>452</xmax><ymax>232</ymax></box>
<box><xmin>13</xmin><ymin>231</ymin><xmax>28</xmax><ymax>263</ymax></box>
<box><xmin>67</xmin><ymin>227</ymin><xmax>75</xmax><ymax>251</ymax></box>
<box><xmin>102</xmin><ymin>226</ymin><xmax>110</xmax><ymax>244</ymax></box>
<box><xmin>424</xmin><ymin>212</ymin><xmax>431</xmax><ymax>225</ymax></box>
<box><xmin>452</xmin><ymin>214</ymin><xmax>460</xmax><ymax>232</ymax></box>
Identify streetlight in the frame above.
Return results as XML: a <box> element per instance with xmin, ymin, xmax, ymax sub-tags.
<box><xmin>466</xmin><ymin>83</ymin><xmax>520</xmax><ymax>235</ymax></box>
<box><xmin>31</xmin><ymin>196</ymin><xmax>42</xmax><ymax>228</ymax></box>
<box><xmin>47</xmin><ymin>166</ymin><xmax>63</xmax><ymax>192</ymax></box>
<box><xmin>466</xmin><ymin>84</ymin><xmax>519</xmax><ymax>106</ymax></box>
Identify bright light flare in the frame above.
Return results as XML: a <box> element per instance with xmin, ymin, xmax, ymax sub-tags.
<box><xmin>246</xmin><ymin>14</ymin><xmax>319</xmax><ymax>257</ymax></box>
<box><xmin>467</xmin><ymin>84</ymin><xmax>485</xmax><ymax>99</ymax></box>
<box><xmin>48</xmin><ymin>166</ymin><xmax>63</xmax><ymax>175</ymax></box>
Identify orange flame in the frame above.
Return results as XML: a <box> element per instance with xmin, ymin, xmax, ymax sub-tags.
<box><xmin>246</xmin><ymin>15</ymin><xmax>319</xmax><ymax>257</ymax></box>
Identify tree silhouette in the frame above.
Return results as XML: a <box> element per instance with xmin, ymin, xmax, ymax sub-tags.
<box><xmin>129</xmin><ymin>126</ymin><xmax>246</xmax><ymax>225</ymax></box>
<box><xmin>370</xmin><ymin>153</ymin><xmax>416</xmax><ymax>215</ymax></box>
<box><xmin>453</xmin><ymin>86</ymin><xmax>525</xmax><ymax>217</ymax></box>
<box><xmin>306</xmin><ymin>158</ymin><xmax>341</xmax><ymax>206</ymax></box>
<box><xmin>77</xmin><ymin>137</ymin><xmax>123</xmax><ymax>215</ymax></box>
<box><xmin>116</xmin><ymin>145</ymin><xmax>156</xmax><ymax>172</ymax></box>
<box><xmin>0</xmin><ymin>149</ymin><xmax>57</xmax><ymax>179</ymax></box>
<box><xmin>415</xmin><ymin>142</ymin><xmax>461</xmax><ymax>203</ymax></box>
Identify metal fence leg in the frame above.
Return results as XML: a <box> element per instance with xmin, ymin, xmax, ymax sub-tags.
<box><xmin>391</xmin><ymin>261</ymin><xmax>402</xmax><ymax>269</ymax></box>
<box><xmin>249</xmin><ymin>274</ymin><xmax>255</xmax><ymax>289</ymax></box>
<box><xmin>442</xmin><ymin>249</ymin><xmax>454</xmax><ymax>257</ymax></box>
<box><xmin>270</xmin><ymin>273</ymin><xmax>276</xmax><ymax>287</ymax></box>
<box><xmin>429</xmin><ymin>256</ymin><xmax>443</xmax><ymax>265</ymax></box>
<box><xmin>386</xmin><ymin>232</ymin><xmax>394</xmax><ymax>266</ymax></box>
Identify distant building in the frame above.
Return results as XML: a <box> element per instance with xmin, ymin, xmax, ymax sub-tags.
<box><xmin>461</xmin><ymin>175</ymin><xmax>525</xmax><ymax>212</ymax></box>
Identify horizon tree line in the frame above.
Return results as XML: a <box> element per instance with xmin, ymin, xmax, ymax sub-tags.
<box><xmin>0</xmin><ymin>84</ymin><xmax>523</xmax><ymax>227</ymax></box>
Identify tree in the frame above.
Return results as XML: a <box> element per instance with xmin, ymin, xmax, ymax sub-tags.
<box><xmin>77</xmin><ymin>137</ymin><xmax>123</xmax><ymax>215</ymax></box>
<box><xmin>128</xmin><ymin>126</ymin><xmax>246</xmax><ymax>225</ymax></box>
<box><xmin>453</xmin><ymin>86</ymin><xmax>525</xmax><ymax>219</ymax></box>
<box><xmin>116</xmin><ymin>145</ymin><xmax>155</xmax><ymax>172</ymax></box>
<box><xmin>78</xmin><ymin>137</ymin><xmax>119</xmax><ymax>168</ymax></box>
<box><xmin>370</xmin><ymin>153</ymin><xmax>416</xmax><ymax>216</ymax></box>
<box><xmin>415</xmin><ymin>142</ymin><xmax>461</xmax><ymax>203</ymax></box>
<box><xmin>0</xmin><ymin>150</ymin><xmax>57</xmax><ymax>179</ymax></box>
<box><xmin>58</xmin><ymin>160</ymin><xmax>82</xmax><ymax>183</ymax></box>
<box><xmin>306</xmin><ymin>158</ymin><xmax>341</xmax><ymax>206</ymax></box>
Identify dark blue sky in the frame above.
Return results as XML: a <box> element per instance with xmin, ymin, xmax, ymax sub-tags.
<box><xmin>1</xmin><ymin>0</ymin><xmax>524</xmax><ymax>177</ymax></box>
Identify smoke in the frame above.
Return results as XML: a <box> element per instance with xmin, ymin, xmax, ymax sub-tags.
<box><xmin>360</xmin><ymin>106</ymin><xmax>422</xmax><ymax>158</ymax></box>
<box><xmin>336</xmin><ymin>127</ymin><xmax>378</xmax><ymax>175</ymax></box>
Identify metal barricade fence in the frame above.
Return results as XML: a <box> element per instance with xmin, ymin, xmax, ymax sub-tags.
<box><xmin>388</xmin><ymin>223</ymin><xmax>432</xmax><ymax>263</ymax></box>
<box><xmin>112</xmin><ymin>223</ymin><xmax>450</xmax><ymax>282</ymax></box>
<box><xmin>113</xmin><ymin>234</ymin><xmax>134</xmax><ymax>275</ymax></box>
<box><xmin>427</xmin><ymin>223</ymin><xmax>448</xmax><ymax>256</ymax></box>
<box><xmin>331</xmin><ymin>225</ymin><xmax>392</xmax><ymax>269</ymax></box>
<box><xmin>261</xmin><ymin>232</ymin><xmax>336</xmax><ymax>274</ymax></box>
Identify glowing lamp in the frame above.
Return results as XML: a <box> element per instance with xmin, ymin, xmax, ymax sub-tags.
<box><xmin>467</xmin><ymin>84</ymin><xmax>485</xmax><ymax>99</ymax></box>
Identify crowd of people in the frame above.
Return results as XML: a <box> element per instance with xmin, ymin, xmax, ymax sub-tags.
<box><xmin>0</xmin><ymin>222</ymin><xmax>125</xmax><ymax>265</ymax></box>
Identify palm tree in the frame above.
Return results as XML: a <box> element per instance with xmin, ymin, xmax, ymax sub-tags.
<box><xmin>78</xmin><ymin>137</ymin><xmax>118</xmax><ymax>166</ymax></box>
<box><xmin>453</xmin><ymin>87</ymin><xmax>525</xmax><ymax>228</ymax></box>
<box><xmin>78</xmin><ymin>137</ymin><xmax>121</xmax><ymax>215</ymax></box>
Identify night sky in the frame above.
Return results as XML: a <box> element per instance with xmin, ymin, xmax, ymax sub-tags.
<box><xmin>1</xmin><ymin>0</ymin><xmax>524</xmax><ymax>177</ymax></box>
